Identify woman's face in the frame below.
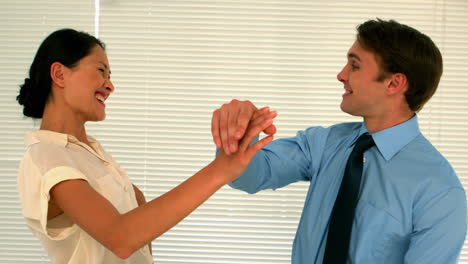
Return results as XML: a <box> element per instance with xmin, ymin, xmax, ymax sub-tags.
<box><xmin>61</xmin><ymin>45</ymin><xmax>114</xmax><ymax>123</ymax></box>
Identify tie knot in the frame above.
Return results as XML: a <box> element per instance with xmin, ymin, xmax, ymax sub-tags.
<box><xmin>353</xmin><ymin>134</ymin><xmax>375</xmax><ymax>154</ymax></box>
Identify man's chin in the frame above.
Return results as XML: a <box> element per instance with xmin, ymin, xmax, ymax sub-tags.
<box><xmin>340</xmin><ymin>103</ymin><xmax>351</xmax><ymax>115</ymax></box>
<box><xmin>340</xmin><ymin>104</ymin><xmax>361</xmax><ymax>117</ymax></box>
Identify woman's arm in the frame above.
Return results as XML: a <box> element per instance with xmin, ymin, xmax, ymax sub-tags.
<box><xmin>50</xmin><ymin>108</ymin><xmax>276</xmax><ymax>259</ymax></box>
<box><xmin>132</xmin><ymin>184</ymin><xmax>152</xmax><ymax>255</ymax></box>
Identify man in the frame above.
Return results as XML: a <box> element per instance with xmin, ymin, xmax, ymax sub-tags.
<box><xmin>211</xmin><ymin>19</ymin><xmax>467</xmax><ymax>263</ymax></box>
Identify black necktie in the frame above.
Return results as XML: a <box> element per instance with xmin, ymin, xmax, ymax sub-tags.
<box><xmin>323</xmin><ymin>134</ymin><xmax>375</xmax><ymax>264</ymax></box>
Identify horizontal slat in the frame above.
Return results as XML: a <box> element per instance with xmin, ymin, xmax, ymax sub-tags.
<box><xmin>1</xmin><ymin>0</ymin><xmax>468</xmax><ymax>263</ymax></box>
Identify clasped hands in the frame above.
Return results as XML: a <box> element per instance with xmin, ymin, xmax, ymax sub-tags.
<box><xmin>211</xmin><ymin>99</ymin><xmax>277</xmax><ymax>156</ymax></box>
<box><xmin>208</xmin><ymin>99</ymin><xmax>277</xmax><ymax>184</ymax></box>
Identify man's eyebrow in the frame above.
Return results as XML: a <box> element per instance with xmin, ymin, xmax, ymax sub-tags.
<box><xmin>347</xmin><ymin>52</ymin><xmax>361</xmax><ymax>61</ymax></box>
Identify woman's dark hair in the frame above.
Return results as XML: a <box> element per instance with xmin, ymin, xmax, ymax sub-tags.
<box><xmin>17</xmin><ymin>28</ymin><xmax>105</xmax><ymax>118</ymax></box>
<box><xmin>357</xmin><ymin>19</ymin><xmax>443</xmax><ymax>112</ymax></box>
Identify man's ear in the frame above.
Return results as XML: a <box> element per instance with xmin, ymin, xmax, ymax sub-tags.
<box><xmin>385</xmin><ymin>73</ymin><xmax>408</xmax><ymax>95</ymax></box>
<box><xmin>50</xmin><ymin>62</ymin><xmax>66</xmax><ymax>88</ymax></box>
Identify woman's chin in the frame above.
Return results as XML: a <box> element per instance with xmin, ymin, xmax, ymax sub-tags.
<box><xmin>89</xmin><ymin>113</ymin><xmax>106</xmax><ymax>122</ymax></box>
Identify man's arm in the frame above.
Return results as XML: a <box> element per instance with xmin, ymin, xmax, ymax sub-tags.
<box><xmin>212</xmin><ymin>99</ymin><xmax>318</xmax><ymax>193</ymax></box>
<box><xmin>229</xmin><ymin>126</ymin><xmax>325</xmax><ymax>193</ymax></box>
<box><xmin>405</xmin><ymin>187</ymin><xmax>467</xmax><ymax>264</ymax></box>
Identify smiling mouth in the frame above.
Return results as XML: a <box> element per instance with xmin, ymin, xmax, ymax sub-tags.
<box><xmin>95</xmin><ymin>93</ymin><xmax>106</xmax><ymax>103</ymax></box>
<box><xmin>344</xmin><ymin>89</ymin><xmax>353</xmax><ymax>95</ymax></box>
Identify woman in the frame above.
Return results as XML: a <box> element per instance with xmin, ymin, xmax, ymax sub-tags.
<box><xmin>16</xmin><ymin>28</ymin><xmax>276</xmax><ymax>264</ymax></box>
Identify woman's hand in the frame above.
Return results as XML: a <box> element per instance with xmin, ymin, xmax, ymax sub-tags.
<box><xmin>211</xmin><ymin>107</ymin><xmax>277</xmax><ymax>185</ymax></box>
<box><xmin>211</xmin><ymin>100</ymin><xmax>277</xmax><ymax>155</ymax></box>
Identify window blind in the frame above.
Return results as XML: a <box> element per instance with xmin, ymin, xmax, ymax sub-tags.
<box><xmin>1</xmin><ymin>0</ymin><xmax>467</xmax><ymax>263</ymax></box>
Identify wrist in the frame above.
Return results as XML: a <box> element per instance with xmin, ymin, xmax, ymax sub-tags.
<box><xmin>207</xmin><ymin>157</ymin><xmax>238</xmax><ymax>187</ymax></box>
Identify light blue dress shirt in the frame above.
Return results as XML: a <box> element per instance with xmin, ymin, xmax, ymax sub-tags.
<box><xmin>230</xmin><ymin>116</ymin><xmax>467</xmax><ymax>264</ymax></box>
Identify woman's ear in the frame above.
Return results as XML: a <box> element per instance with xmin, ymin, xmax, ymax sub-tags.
<box><xmin>385</xmin><ymin>73</ymin><xmax>408</xmax><ymax>95</ymax></box>
<box><xmin>50</xmin><ymin>62</ymin><xmax>66</xmax><ymax>88</ymax></box>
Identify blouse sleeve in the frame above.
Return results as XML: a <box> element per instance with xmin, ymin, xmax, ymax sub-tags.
<box><xmin>18</xmin><ymin>146</ymin><xmax>89</xmax><ymax>240</ymax></box>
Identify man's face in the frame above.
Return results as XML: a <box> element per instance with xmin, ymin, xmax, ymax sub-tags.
<box><xmin>337</xmin><ymin>41</ymin><xmax>387</xmax><ymax>119</ymax></box>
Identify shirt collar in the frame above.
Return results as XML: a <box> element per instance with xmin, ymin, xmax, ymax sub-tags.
<box><xmin>358</xmin><ymin>115</ymin><xmax>420</xmax><ymax>161</ymax></box>
<box><xmin>24</xmin><ymin>130</ymin><xmax>97</xmax><ymax>147</ymax></box>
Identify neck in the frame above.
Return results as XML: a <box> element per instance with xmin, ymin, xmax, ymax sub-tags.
<box><xmin>40</xmin><ymin>102</ymin><xmax>89</xmax><ymax>144</ymax></box>
<box><xmin>364</xmin><ymin>108</ymin><xmax>415</xmax><ymax>133</ymax></box>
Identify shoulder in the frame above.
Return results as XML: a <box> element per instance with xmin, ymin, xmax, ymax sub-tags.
<box><xmin>296</xmin><ymin>122</ymin><xmax>361</xmax><ymax>148</ymax></box>
<box><xmin>402</xmin><ymin>134</ymin><xmax>464</xmax><ymax>199</ymax></box>
<box><xmin>24</xmin><ymin>141</ymin><xmax>77</xmax><ymax>174</ymax></box>
<box><xmin>406</xmin><ymin>134</ymin><xmax>457</xmax><ymax>177</ymax></box>
<box><xmin>278</xmin><ymin>122</ymin><xmax>361</xmax><ymax>159</ymax></box>
<box><xmin>327</xmin><ymin>122</ymin><xmax>362</xmax><ymax>139</ymax></box>
<box><xmin>299</xmin><ymin>122</ymin><xmax>361</xmax><ymax>138</ymax></box>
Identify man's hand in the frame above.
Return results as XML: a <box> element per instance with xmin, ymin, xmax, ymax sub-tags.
<box><xmin>212</xmin><ymin>108</ymin><xmax>276</xmax><ymax>184</ymax></box>
<box><xmin>211</xmin><ymin>99</ymin><xmax>277</xmax><ymax>155</ymax></box>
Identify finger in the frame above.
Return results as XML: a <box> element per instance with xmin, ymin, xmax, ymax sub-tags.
<box><xmin>234</xmin><ymin>103</ymin><xmax>254</xmax><ymax>140</ymax></box>
<box><xmin>252</xmin><ymin>107</ymin><xmax>277</xmax><ymax>135</ymax></box>
<box><xmin>248</xmin><ymin>110</ymin><xmax>277</xmax><ymax>134</ymax></box>
<box><xmin>211</xmin><ymin>109</ymin><xmax>222</xmax><ymax>148</ymax></box>
<box><xmin>219</xmin><ymin>103</ymin><xmax>231</xmax><ymax>155</ymax></box>
<box><xmin>230</xmin><ymin>100</ymin><xmax>257</xmax><ymax>153</ymax></box>
<box><xmin>252</xmin><ymin>106</ymin><xmax>269</xmax><ymax>120</ymax></box>
<box><xmin>263</xmin><ymin>110</ymin><xmax>278</xmax><ymax>135</ymax></box>
<box><xmin>264</xmin><ymin>124</ymin><xmax>277</xmax><ymax>135</ymax></box>
<box><xmin>248</xmin><ymin>110</ymin><xmax>273</xmax><ymax>128</ymax></box>
<box><xmin>245</xmin><ymin>135</ymin><xmax>274</xmax><ymax>158</ymax></box>
<box><xmin>228</xmin><ymin>100</ymin><xmax>241</xmax><ymax>153</ymax></box>
<box><xmin>247</xmin><ymin>109</ymin><xmax>276</xmax><ymax>141</ymax></box>
<box><xmin>251</xmin><ymin>110</ymin><xmax>277</xmax><ymax>129</ymax></box>
<box><xmin>238</xmin><ymin>113</ymin><xmax>274</xmax><ymax>152</ymax></box>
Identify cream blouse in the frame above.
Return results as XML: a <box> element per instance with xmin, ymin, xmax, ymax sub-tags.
<box><xmin>17</xmin><ymin>130</ymin><xmax>152</xmax><ymax>264</ymax></box>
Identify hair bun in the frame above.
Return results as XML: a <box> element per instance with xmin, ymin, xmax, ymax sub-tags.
<box><xmin>17</xmin><ymin>77</ymin><xmax>43</xmax><ymax>118</ymax></box>
<box><xmin>17</xmin><ymin>78</ymin><xmax>32</xmax><ymax>105</ymax></box>
<box><xmin>23</xmin><ymin>77</ymin><xmax>31</xmax><ymax>86</ymax></box>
